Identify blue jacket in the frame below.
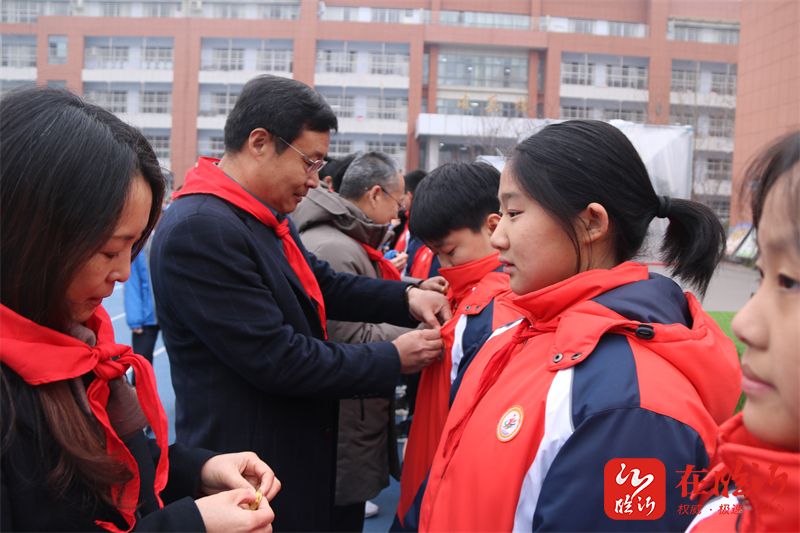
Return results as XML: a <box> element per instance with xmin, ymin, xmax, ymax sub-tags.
<box><xmin>124</xmin><ymin>252</ymin><xmax>157</xmax><ymax>329</ymax></box>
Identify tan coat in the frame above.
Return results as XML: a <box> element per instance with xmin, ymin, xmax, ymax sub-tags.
<box><xmin>293</xmin><ymin>187</ymin><xmax>408</xmax><ymax>505</ymax></box>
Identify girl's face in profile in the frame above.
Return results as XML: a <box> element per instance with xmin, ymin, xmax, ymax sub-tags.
<box><xmin>65</xmin><ymin>175</ymin><xmax>152</xmax><ymax>324</ymax></box>
<box><xmin>732</xmin><ymin>172</ymin><xmax>800</xmax><ymax>450</ymax></box>
<box><xmin>491</xmin><ymin>166</ymin><xmax>578</xmax><ymax>295</ymax></box>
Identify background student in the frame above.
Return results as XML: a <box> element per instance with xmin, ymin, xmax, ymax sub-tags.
<box><xmin>395</xmin><ymin>161</ymin><xmax>521</xmax><ymax>530</ymax></box>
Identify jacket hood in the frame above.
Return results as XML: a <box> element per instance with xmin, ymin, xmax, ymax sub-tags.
<box><xmin>291</xmin><ymin>187</ymin><xmax>391</xmax><ymax>250</ymax></box>
<box><xmin>510</xmin><ymin>262</ymin><xmax>742</xmax><ymax>426</ymax></box>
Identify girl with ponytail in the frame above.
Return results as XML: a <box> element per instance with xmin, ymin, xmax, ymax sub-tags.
<box><xmin>0</xmin><ymin>87</ymin><xmax>279</xmax><ymax>532</ymax></box>
<box><xmin>419</xmin><ymin>120</ymin><xmax>742</xmax><ymax>532</ymax></box>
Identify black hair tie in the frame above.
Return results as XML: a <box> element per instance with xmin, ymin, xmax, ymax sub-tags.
<box><xmin>656</xmin><ymin>195</ymin><xmax>672</xmax><ymax>219</ymax></box>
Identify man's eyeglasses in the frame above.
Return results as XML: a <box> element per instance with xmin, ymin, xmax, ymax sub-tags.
<box><xmin>380</xmin><ymin>186</ymin><xmax>406</xmax><ymax>211</ymax></box>
<box><xmin>277</xmin><ymin>136</ymin><xmax>327</xmax><ymax>175</ymax></box>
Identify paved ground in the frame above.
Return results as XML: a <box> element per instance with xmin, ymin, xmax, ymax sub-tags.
<box><xmin>104</xmin><ymin>259</ymin><xmax>757</xmax><ymax>531</ymax></box>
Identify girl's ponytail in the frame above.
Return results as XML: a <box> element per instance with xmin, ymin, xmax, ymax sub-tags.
<box><xmin>657</xmin><ymin>197</ymin><xmax>726</xmax><ymax>297</ymax></box>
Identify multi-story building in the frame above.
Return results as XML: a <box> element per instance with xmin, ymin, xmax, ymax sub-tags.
<box><xmin>1</xmin><ymin>0</ymin><xmax>746</xmax><ymax>222</ymax></box>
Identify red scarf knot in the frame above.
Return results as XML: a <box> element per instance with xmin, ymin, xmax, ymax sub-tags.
<box><xmin>274</xmin><ymin>220</ymin><xmax>291</xmax><ymax>238</ymax></box>
<box><xmin>175</xmin><ymin>157</ymin><xmax>328</xmax><ymax>338</ymax></box>
<box><xmin>0</xmin><ymin>305</ymin><xmax>170</xmax><ymax>533</ymax></box>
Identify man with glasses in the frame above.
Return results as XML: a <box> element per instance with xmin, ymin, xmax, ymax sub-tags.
<box><xmin>150</xmin><ymin>75</ymin><xmax>450</xmax><ymax>532</ymax></box>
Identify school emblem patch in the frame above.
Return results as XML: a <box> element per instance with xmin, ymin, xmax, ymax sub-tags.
<box><xmin>497</xmin><ymin>405</ymin><xmax>524</xmax><ymax>442</ymax></box>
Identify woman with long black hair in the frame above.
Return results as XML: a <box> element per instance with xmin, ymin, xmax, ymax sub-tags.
<box><xmin>0</xmin><ymin>87</ymin><xmax>279</xmax><ymax>532</ymax></box>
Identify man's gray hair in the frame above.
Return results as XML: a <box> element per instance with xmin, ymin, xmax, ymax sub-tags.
<box><xmin>339</xmin><ymin>151</ymin><xmax>400</xmax><ymax>200</ymax></box>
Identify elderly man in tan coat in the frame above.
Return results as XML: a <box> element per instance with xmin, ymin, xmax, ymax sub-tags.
<box><xmin>292</xmin><ymin>151</ymin><xmax>411</xmax><ymax>531</ymax></box>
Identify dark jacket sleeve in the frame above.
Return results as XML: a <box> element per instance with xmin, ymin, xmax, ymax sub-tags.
<box><xmin>133</xmin><ymin>497</ymin><xmax>205</xmax><ymax>532</ymax></box>
<box><xmin>152</xmin><ymin>210</ymin><xmax>400</xmax><ymax>398</ymax></box>
<box><xmin>152</xmin><ymin>440</ymin><xmax>217</xmax><ymax>504</ymax></box>
<box><xmin>531</xmin><ymin>407</ymin><xmax>709</xmax><ymax>532</ymax></box>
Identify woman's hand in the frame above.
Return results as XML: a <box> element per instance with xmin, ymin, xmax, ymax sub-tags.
<box><xmin>199</xmin><ymin>452</ymin><xmax>281</xmax><ymax>502</ymax></box>
<box><xmin>195</xmin><ymin>488</ymin><xmax>275</xmax><ymax>533</ymax></box>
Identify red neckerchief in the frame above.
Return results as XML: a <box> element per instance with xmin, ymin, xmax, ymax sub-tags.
<box><xmin>409</xmin><ymin>246</ymin><xmax>435</xmax><ymax>279</ymax></box>
<box><xmin>437</xmin><ymin>253</ymin><xmax>503</xmax><ymax>312</ymax></box>
<box><xmin>0</xmin><ymin>305</ymin><xmax>169</xmax><ymax>533</ymax></box>
<box><xmin>694</xmin><ymin>413</ymin><xmax>799</xmax><ymax>532</ymax></box>
<box><xmin>175</xmin><ymin>157</ymin><xmax>327</xmax><ymax>337</ymax></box>
<box><xmin>358</xmin><ymin>243</ymin><xmax>401</xmax><ymax>281</ymax></box>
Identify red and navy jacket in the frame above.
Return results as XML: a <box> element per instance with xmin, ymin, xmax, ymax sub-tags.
<box><xmin>420</xmin><ymin>262</ymin><xmax>742</xmax><ymax>532</ymax></box>
<box><xmin>395</xmin><ymin>253</ymin><xmax>520</xmax><ymax>530</ymax></box>
<box><xmin>687</xmin><ymin>413</ymin><xmax>799</xmax><ymax>533</ymax></box>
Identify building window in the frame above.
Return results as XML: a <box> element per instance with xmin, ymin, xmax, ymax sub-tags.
<box><xmin>717</xmin><ymin>29</ymin><xmax>739</xmax><ymax>45</ymax></box>
<box><xmin>146</xmin><ymin>135</ymin><xmax>170</xmax><ymax>160</ymax></box>
<box><xmin>670</xmin><ymin>111</ymin><xmax>697</xmax><ymax>129</ymax></box>
<box><xmin>101</xmin><ymin>2</ymin><xmax>130</xmax><ymax>17</ymax></box>
<box><xmin>606</xmin><ymin>64</ymin><xmax>647</xmax><ymax>89</ymax></box>
<box><xmin>327</xmin><ymin>139</ymin><xmax>353</xmax><ymax>157</ymax></box>
<box><xmin>604</xmin><ymin>108</ymin><xmax>646</xmax><ymax>123</ymax></box>
<box><xmin>210</xmin><ymin>92</ymin><xmax>239</xmax><ymax>115</ymax></box>
<box><xmin>695</xmin><ymin>194</ymin><xmax>730</xmax><ymax>222</ymax></box>
<box><xmin>85</xmin><ymin>90</ymin><xmax>128</xmax><ymax>113</ymax></box>
<box><xmin>438</xmin><ymin>52</ymin><xmax>528</xmax><ymax>89</ymax></box>
<box><xmin>199</xmin><ymin>136</ymin><xmax>226</xmax><ymax>157</ymax></box>
<box><xmin>141</xmin><ymin>91</ymin><xmax>171</xmax><ymax>114</ymax></box>
<box><xmin>372</xmin><ymin>8</ymin><xmax>400</xmax><ymax>23</ymax></box>
<box><xmin>366</xmin><ymin>141</ymin><xmax>406</xmax><ymax>161</ymax></box>
<box><xmin>1</xmin><ymin>1</ymin><xmax>40</xmax><ymax>22</ymax></box>
<box><xmin>85</xmin><ymin>45</ymin><xmax>129</xmax><ymax>69</ymax></box>
<box><xmin>256</xmin><ymin>49</ymin><xmax>292</xmax><ymax>72</ymax></box>
<box><xmin>48</xmin><ymin>35</ymin><xmax>67</xmax><ymax>64</ymax></box>
<box><xmin>317</xmin><ymin>50</ymin><xmax>357</xmax><ymax>74</ymax></box>
<box><xmin>669</xmin><ymin>19</ymin><xmax>739</xmax><ymax>45</ymax></box>
<box><xmin>211</xmin><ymin>3</ymin><xmax>242</xmax><ymax>19</ymax></box>
<box><xmin>711</xmin><ymin>72</ymin><xmax>737</xmax><ymax>95</ymax></box>
<box><xmin>708</xmin><ymin>114</ymin><xmax>734</xmax><ymax>138</ymax></box>
<box><xmin>439</xmin><ymin>10</ymin><xmax>530</xmax><ymax>29</ymax></box>
<box><xmin>143</xmin><ymin>46</ymin><xmax>173</xmax><ymax>69</ymax></box>
<box><xmin>209</xmin><ymin>48</ymin><xmax>244</xmax><ymax>71</ymax></box>
<box><xmin>260</xmin><ymin>4</ymin><xmax>299</xmax><ymax>20</ymax></box>
<box><xmin>1</xmin><ymin>42</ymin><xmax>37</xmax><ymax>68</ymax></box>
<box><xmin>561</xmin><ymin>62</ymin><xmax>594</xmax><ymax>85</ymax></box>
<box><xmin>366</xmin><ymin>96</ymin><xmax>408</xmax><ymax>121</ymax></box>
<box><xmin>609</xmin><ymin>21</ymin><xmax>644</xmax><ymax>37</ymax></box>
<box><xmin>561</xmin><ymin>106</ymin><xmax>592</xmax><ymax>119</ymax></box>
<box><xmin>369</xmin><ymin>52</ymin><xmax>409</xmax><ymax>76</ymax></box>
<box><xmin>143</xmin><ymin>2</ymin><xmax>180</xmax><ymax>17</ymax></box>
<box><xmin>323</xmin><ymin>95</ymin><xmax>355</xmax><ymax>118</ymax></box>
<box><xmin>706</xmin><ymin>158</ymin><xmax>732</xmax><ymax>181</ymax></box>
<box><xmin>671</xmin><ymin>69</ymin><xmax>697</xmax><ymax>92</ymax></box>
<box><xmin>568</xmin><ymin>18</ymin><xmax>595</xmax><ymax>34</ymax></box>
<box><xmin>674</xmin><ymin>25</ymin><xmax>700</xmax><ymax>41</ymax></box>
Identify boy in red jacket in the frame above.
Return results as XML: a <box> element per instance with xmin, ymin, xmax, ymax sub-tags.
<box><xmin>688</xmin><ymin>132</ymin><xmax>799</xmax><ymax>533</ymax></box>
<box><xmin>394</xmin><ymin>162</ymin><xmax>521</xmax><ymax>530</ymax></box>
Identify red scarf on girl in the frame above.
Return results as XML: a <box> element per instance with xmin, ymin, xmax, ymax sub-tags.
<box><xmin>358</xmin><ymin>243</ymin><xmax>402</xmax><ymax>281</ymax></box>
<box><xmin>175</xmin><ymin>157</ymin><xmax>327</xmax><ymax>337</ymax></box>
<box><xmin>0</xmin><ymin>305</ymin><xmax>169</xmax><ymax>533</ymax></box>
